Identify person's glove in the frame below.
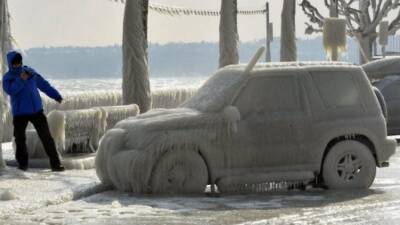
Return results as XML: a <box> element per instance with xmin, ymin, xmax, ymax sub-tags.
<box><xmin>20</xmin><ymin>72</ymin><xmax>30</xmax><ymax>80</ymax></box>
<box><xmin>56</xmin><ymin>97</ymin><xmax>63</xmax><ymax>104</ymax></box>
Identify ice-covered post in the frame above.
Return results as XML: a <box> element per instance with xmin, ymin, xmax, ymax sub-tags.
<box><xmin>219</xmin><ymin>0</ymin><xmax>239</xmax><ymax>68</ymax></box>
<box><xmin>0</xmin><ymin>98</ymin><xmax>6</xmax><ymax>169</ymax></box>
<box><xmin>0</xmin><ymin>0</ymin><xmax>12</xmax><ymax>76</ymax></box>
<box><xmin>265</xmin><ymin>2</ymin><xmax>271</xmax><ymax>62</ymax></box>
<box><xmin>122</xmin><ymin>0</ymin><xmax>151</xmax><ymax>112</ymax></box>
<box><xmin>329</xmin><ymin>0</ymin><xmax>339</xmax><ymax>61</ymax></box>
<box><xmin>280</xmin><ymin>0</ymin><xmax>297</xmax><ymax>62</ymax></box>
<box><xmin>0</xmin><ymin>0</ymin><xmax>12</xmax><ymax>150</ymax></box>
<box><xmin>379</xmin><ymin>21</ymin><xmax>389</xmax><ymax>58</ymax></box>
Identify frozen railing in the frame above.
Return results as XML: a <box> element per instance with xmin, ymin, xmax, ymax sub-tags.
<box><xmin>1</xmin><ymin>88</ymin><xmax>197</xmax><ymax>143</ymax></box>
<box><xmin>24</xmin><ymin>104</ymin><xmax>140</xmax><ymax>157</ymax></box>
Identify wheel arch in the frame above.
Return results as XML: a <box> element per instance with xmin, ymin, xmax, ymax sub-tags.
<box><xmin>147</xmin><ymin>143</ymin><xmax>213</xmax><ymax>194</ymax></box>
<box><xmin>320</xmin><ymin>134</ymin><xmax>377</xmax><ymax>174</ymax></box>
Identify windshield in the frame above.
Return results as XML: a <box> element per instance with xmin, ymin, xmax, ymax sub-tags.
<box><xmin>181</xmin><ymin>67</ymin><xmax>246</xmax><ymax>112</ymax></box>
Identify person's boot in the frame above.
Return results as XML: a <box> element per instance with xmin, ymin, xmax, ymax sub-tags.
<box><xmin>51</xmin><ymin>164</ymin><xmax>65</xmax><ymax>172</ymax></box>
<box><xmin>18</xmin><ymin>165</ymin><xmax>28</xmax><ymax>171</ymax></box>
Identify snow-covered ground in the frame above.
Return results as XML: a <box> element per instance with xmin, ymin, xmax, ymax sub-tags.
<box><xmin>1</xmin><ymin>143</ymin><xmax>400</xmax><ymax>225</ymax></box>
<box><xmin>0</xmin><ymin>143</ymin><xmax>104</xmax><ymax>222</ymax></box>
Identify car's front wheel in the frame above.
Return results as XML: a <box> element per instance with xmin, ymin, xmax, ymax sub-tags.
<box><xmin>322</xmin><ymin>140</ymin><xmax>376</xmax><ymax>189</ymax></box>
<box><xmin>150</xmin><ymin>149</ymin><xmax>208</xmax><ymax>194</ymax></box>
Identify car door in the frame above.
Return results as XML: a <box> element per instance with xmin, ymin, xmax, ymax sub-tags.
<box><xmin>229</xmin><ymin>72</ymin><xmax>311</xmax><ymax>171</ymax></box>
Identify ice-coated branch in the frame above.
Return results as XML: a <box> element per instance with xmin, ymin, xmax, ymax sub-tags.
<box><xmin>300</xmin><ymin>0</ymin><xmax>325</xmax><ymax>31</ymax></box>
<box><xmin>337</xmin><ymin>0</ymin><xmax>360</xmax><ymax>33</ymax></box>
<box><xmin>389</xmin><ymin>8</ymin><xmax>400</xmax><ymax>34</ymax></box>
<box><xmin>305</xmin><ymin>22</ymin><xmax>323</xmax><ymax>34</ymax></box>
<box><xmin>364</xmin><ymin>0</ymin><xmax>395</xmax><ymax>35</ymax></box>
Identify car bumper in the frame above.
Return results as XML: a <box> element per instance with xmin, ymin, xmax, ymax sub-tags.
<box><xmin>377</xmin><ymin>137</ymin><xmax>397</xmax><ymax>167</ymax></box>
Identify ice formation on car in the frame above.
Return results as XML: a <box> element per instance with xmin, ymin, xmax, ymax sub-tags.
<box><xmin>95</xmin><ymin>55</ymin><xmax>395</xmax><ymax>193</ymax></box>
<box><xmin>95</xmin><ymin>65</ymin><xmax>251</xmax><ymax>193</ymax></box>
<box><xmin>95</xmin><ymin>106</ymin><xmax>241</xmax><ymax>192</ymax></box>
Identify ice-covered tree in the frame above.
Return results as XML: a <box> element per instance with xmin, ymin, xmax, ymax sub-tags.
<box><xmin>0</xmin><ymin>0</ymin><xmax>12</xmax><ymax>75</ymax></box>
<box><xmin>122</xmin><ymin>0</ymin><xmax>151</xmax><ymax>112</ymax></box>
<box><xmin>0</xmin><ymin>0</ymin><xmax>12</xmax><ymax>153</ymax></box>
<box><xmin>301</xmin><ymin>0</ymin><xmax>400</xmax><ymax>63</ymax></box>
<box><xmin>281</xmin><ymin>0</ymin><xmax>297</xmax><ymax>61</ymax></box>
<box><xmin>219</xmin><ymin>0</ymin><xmax>239</xmax><ymax>68</ymax></box>
<box><xmin>0</xmin><ymin>96</ymin><xmax>6</xmax><ymax>168</ymax></box>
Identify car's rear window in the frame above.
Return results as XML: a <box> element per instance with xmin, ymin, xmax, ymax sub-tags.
<box><xmin>311</xmin><ymin>71</ymin><xmax>361</xmax><ymax>109</ymax></box>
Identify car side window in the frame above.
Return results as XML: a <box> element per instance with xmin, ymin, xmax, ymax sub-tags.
<box><xmin>234</xmin><ymin>75</ymin><xmax>301</xmax><ymax>118</ymax></box>
<box><xmin>310</xmin><ymin>71</ymin><xmax>361</xmax><ymax>109</ymax></box>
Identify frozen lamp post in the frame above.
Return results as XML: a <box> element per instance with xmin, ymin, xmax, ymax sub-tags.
<box><xmin>280</xmin><ymin>0</ymin><xmax>297</xmax><ymax>62</ymax></box>
<box><xmin>379</xmin><ymin>21</ymin><xmax>389</xmax><ymax>58</ymax></box>
<box><xmin>323</xmin><ymin>18</ymin><xmax>346</xmax><ymax>61</ymax></box>
<box><xmin>265</xmin><ymin>2</ymin><xmax>273</xmax><ymax>62</ymax></box>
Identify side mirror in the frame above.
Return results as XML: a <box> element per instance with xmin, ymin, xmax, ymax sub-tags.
<box><xmin>223</xmin><ymin>106</ymin><xmax>241</xmax><ymax>133</ymax></box>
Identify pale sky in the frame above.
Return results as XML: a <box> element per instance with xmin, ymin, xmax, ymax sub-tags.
<box><xmin>8</xmin><ymin>0</ymin><xmax>328</xmax><ymax>49</ymax></box>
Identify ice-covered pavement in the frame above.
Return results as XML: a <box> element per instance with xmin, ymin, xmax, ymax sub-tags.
<box><xmin>1</xmin><ymin>145</ymin><xmax>400</xmax><ymax>225</ymax></box>
<box><xmin>0</xmin><ymin>143</ymin><xmax>104</xmax><ymax>223</ymax></box>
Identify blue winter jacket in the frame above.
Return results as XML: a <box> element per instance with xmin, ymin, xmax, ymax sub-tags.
<box><xmin>2</xmin><ymin>51</ymin><xmax>62</xmax><ymax>117</ymax></box>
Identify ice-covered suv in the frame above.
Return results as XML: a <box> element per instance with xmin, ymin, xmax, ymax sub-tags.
<box><xmin>96</xmin><ymin>54</ymin><xmax>396</xmax><ymax>194</ymax></box>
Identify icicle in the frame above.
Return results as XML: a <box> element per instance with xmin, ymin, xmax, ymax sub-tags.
<box><xmin>99</xmin><ymin>104</ymin><xmax>140</xmax><ymax>131</ymax></box>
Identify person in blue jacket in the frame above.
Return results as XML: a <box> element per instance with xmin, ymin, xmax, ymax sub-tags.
<box><xmin>2</xmin><ymin>51</ymin><xmax>64</xmax><ymax>171</ymax></box>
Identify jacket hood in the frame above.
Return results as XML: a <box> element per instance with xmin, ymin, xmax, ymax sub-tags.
<box><xmin>6</xmin><ymin>51</ymin><xmax>23</xmax><ymax>73</ymax></box>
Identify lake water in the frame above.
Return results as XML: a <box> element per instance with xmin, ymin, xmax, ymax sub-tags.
<box><xmin>48</xmin><ymin>76</ymin><xmax>208</xmax><ymax>93</ymax></box>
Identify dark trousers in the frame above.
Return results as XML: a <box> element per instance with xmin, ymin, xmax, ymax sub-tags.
<box><xmin>13</xmin><ymin>111</ymin><xmax>61</xmax><ymax>168</ymax></box>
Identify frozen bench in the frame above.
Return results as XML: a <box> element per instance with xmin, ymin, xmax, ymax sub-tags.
<box><xmin>15</xmin><ymin>104</ymin><xmax>139</xmax><ymax>169</ymax></box>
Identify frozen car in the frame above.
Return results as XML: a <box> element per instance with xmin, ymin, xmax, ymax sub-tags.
<box><xmin>96</xmin><ymin>61</ymin><xmax>396</xmax><ymax>194</ymax></box>
<box><xmin>363</xmin><ymin>57</ymin><xmax>400</xmax><ymax>135</ymax></box>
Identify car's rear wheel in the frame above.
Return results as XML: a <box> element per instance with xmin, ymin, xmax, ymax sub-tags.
<box><xmin>322</xmin><ymin>140</ymin><xmax>376</xmax><ymax>189</ymax></box>
<box><xmin>150</xmin><ymin>149</ymin><xmax>208</xmax><ymax>194</ymax></box>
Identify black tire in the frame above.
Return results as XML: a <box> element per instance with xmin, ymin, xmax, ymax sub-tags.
<box><xmin>322</xmin><ymin>140</ymin><xmax>376</xmax><ymax>189</ymax></box>
<box><xmin>150</xmin><ymin>150</ymin><xmax>208</xmax><ymax>194</ymax></box>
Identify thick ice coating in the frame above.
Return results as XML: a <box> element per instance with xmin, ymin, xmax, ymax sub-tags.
<box><xmin>96</xmin><ymin>62</ymin><xmax>395</xmax><ymax>193</ymax></box>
